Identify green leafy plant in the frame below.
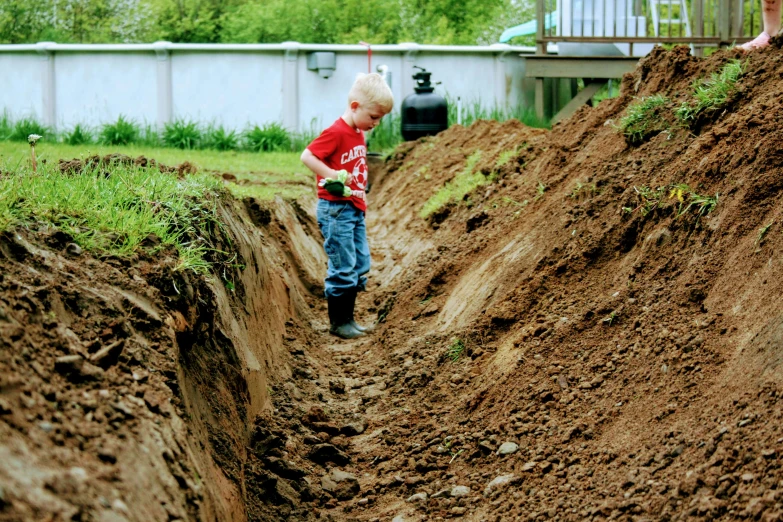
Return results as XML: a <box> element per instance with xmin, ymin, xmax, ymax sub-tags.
<box><xmin>756</xmin><ymin>222</ymin><xmax>773</xmax><ymax>248</ymax></box>
<box><xmin>63</xmin><ymin>124</ymin><xmax>93</xmax><ymax>145</ymax></box>
<box><xmin>100</xmin><ymin>115</ymin><xmax>139</xmax><ymax>145</ymax></box>
<box><xmin>163</xmin><ymin>119</ymin><xmax>202</xmax><ymax>149</ymax></box>
<box><xmin>625</xmin><ymin>185</ymin><xmax>667</xmax><ymax>216</ymax></box>
<box><xmin>10</xmin><ymin>117</ymin><xmax>49</xmax><ymax>142</ymax></box>
<box><xmin>669</xmin><ymin>184</ymin><xmax>719</xmax><ymax>218</ymax></box>
<box><xmin>616</xmin><ymin>94</ymin><xmax>669</xmax><ymax>145</ymax></box>
<box><xmin>202</xmin><ymin>124</ymin><xmax>239</xmax><ymax>151</ymax></box>
<box><xmin>603</xmin><ymin>311</ymin><xmax>618</xmax><ymax>326</ymax></box>
<box><xmin>570</xmin><ymin>181</ymin><xmax>597</xmax><ymax>200</ymax></box>
<box><xmin>445</xmin><ymin>338</ymin><xmax>466</xmax><ymax>362</ymax></box>
<box><xmin>675</xmin><ymin>60</ymin><xmax>744</xmax><ymax>124</ymax></box>
<box><xmin>245</xmin><ymin>122</ymin><xmax>291</xmax><ymax>152</ymax></box>
<box><xmin>420</xmin><ymin>150</ymin><xmax>489</xmax><ymax>219</ymax></box>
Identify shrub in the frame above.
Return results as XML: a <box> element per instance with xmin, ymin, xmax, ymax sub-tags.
<box><xmin>63</xmin><ymin>124</ymin><xmax>94</xmax><ymax>145</ymax></box>
<box><xmin>163</xmin><ymin>119</ymin><xmax>202</xmax><ymax>149</ymax></box>
<box><xmin>202</xmin><ymin>124</ymin><xmax>239</xmax><ymax>151</ymax></box>
<box><xmin>100</xmin><ymin>115</ymin><xmax>139</xmax><ymax>145</ymax></box>
<box><xmin>244</xmin><ymin>122</ymin><xmax>291</xmax><ymax>152</ymax></box>
<box><xmin>10</xmin><ymin>117</ymin><xmax>50</xmax><ymax>142</ymax></box>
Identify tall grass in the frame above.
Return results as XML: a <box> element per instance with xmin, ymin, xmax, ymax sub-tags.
<box><xmin>0</xmin><ymin>100</ymin><xmax>546</xmax><ymax>155</ymax></box>
<box><xmin>0</xmin><ymin>160</ymin><xmax>224</xmax><ymax>273</ymax></box>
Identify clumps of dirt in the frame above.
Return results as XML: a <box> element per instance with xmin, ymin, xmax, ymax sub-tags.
<box><xmin>349</xmin><ymin>44</ymin><xmax>783</xmax><ymax>521</ymax></box>
<box><xmin>58</xmin><ymin>154</ymin><xmax>197</xmax><ymax>177</ymax></box>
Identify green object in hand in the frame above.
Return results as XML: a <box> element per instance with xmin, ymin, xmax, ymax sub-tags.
<box><xmin>324</xmin><ymin>170</ymin><xmax>352</xmax><ymax>197</ymax></box>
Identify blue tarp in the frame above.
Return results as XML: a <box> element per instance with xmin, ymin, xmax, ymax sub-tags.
<box><xmin>499</xmin><ymin>12</ymin><xmax>558</xmax><ymax>42</ymax></box>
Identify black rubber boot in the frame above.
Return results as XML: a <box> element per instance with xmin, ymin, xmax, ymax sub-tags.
<box><xmin>346</xmin><ymin>287</ymin><xmax>374</xmax><ymax>333</ymax></box>
<box><xmin>327</xmin><ymin>294</ymin><xmax>363</xmax><ymax>339</ymax></box>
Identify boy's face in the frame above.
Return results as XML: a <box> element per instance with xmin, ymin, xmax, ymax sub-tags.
<box><xmin>351</xmin><ymin>101</ymin><xmax>386</xmax><ymax>132</ymax></box>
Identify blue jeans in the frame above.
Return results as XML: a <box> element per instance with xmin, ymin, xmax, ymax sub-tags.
<box><xmin>316</xmin><ymin>199</ymin><xmax>370</xmax><ymax>298</ymax></box>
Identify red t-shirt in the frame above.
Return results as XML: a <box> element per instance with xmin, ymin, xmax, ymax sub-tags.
<box><xmin>307</xmin><ymin>117</ymin><xmax>368</xmax><ymax>212</ymax></box>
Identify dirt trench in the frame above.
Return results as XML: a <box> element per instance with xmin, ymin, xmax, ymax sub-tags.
<box><xmin>3</xmin><ymin>42</ymin><xmax>783</xmax><ymax>522</ymax></box>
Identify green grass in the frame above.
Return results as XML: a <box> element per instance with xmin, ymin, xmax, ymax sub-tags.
<box><xmin>675</xmin><ymin>60</ymin><xmax>744</xmax><ymax>124</ymax></box>
<box><xmin>0</xmin><ymin>160</ymin><xmax>225</xmax><ymax>273</ymax></box>
<box><xmin>420</xmin><ymin>150</ymin><xmax>491</xmax><ymax>219</ymax></box>
<box><xmin>445</xmin><ymin>338</ymin><xmax>466</xmax><ymax>363</ymax></box>
<box><xmin>0</xmin><ymin>141</ymin><xmax>307</xmax><ymax>176</ymax></box>
<box><xmin>617</xmin><ymin>94</ymin><xmax>670</xmax><ymax>145</ymax></box>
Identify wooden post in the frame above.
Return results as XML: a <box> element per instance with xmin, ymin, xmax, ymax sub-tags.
<box><xmin>535</xmin><ymin>78</ymin><xmax>545</xmax><ymax>120</ymax></box>
<box><xmin>718</xmin><ymin>0</ymin><xmax>731</xmax><ymax>45</ymax></box>
<box><xmin>536</xmin><ymin>0</ymin><xmax>546</xmax><ymax>55</ymax></box>
<box><xmin>693</xmin><ymin>0</ymin><xmax>704</xmax><ymax>56</ymax></box>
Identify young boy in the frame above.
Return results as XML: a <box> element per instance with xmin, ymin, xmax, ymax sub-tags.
<box><xmin>300</xmin><ymin>73</ymin><xmax>394</xmax><ymax>339</ymax></box>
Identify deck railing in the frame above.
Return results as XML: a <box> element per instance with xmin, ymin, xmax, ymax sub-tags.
<box><xmin>535</xmin><ymin>0</ymin><xmax>762</xmax><ymax>55</ymax></box>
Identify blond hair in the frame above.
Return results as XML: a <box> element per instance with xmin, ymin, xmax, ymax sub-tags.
<box><xmin>348</xmin><ymin>73</ymin><xmax>394</xmax><ymax>113</ymax></box>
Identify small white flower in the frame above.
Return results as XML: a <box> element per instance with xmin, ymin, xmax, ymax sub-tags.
<box><xmin>28</xmin><ymin>134</ymin><xmax>43</xmax><ymax>145</ymax></box>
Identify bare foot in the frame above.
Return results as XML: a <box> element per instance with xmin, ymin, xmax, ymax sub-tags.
<box><xmin>740</xmin><ymin>31</ymin><xmax>771</xmax><ymax>51</ymax></box>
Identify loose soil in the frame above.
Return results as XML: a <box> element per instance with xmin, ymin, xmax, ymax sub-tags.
<box><xmin>2</xmin><ymin>41</ymin><xmax>783</xmax><ymax>522</ymax></box>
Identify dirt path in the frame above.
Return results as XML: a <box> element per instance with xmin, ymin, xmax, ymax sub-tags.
<box><xmin>3</xmin><ymin>43</ymin><xmax>783</xmax><ymax>522</ymax></box>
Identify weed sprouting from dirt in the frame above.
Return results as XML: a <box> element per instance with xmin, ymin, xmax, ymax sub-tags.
<box><xmin>675</xmin><ymin>60</ymin><xmax>744</xmax><ymax>124</ymax></box>
<box><xmin>603</xmin><ymin>311</ymin><xmax>618</xmax><ymax>326</ymax></box>
<box><xmin>570</xmin><ymin>181</ymin><xmax>598</xmax><ymax>200</ymax></box>
<box><xmin>445</xmin><ymin>338</ymin><xmax>466</xmax><ymax>362</ymax></box>
<box><xmin>624</xmin><ymin>183</ymin><xmax>719</xmax><ymax>221</ymax></box>
<box><xmin>624</xmin><ymin>185</ymin><xmax>667</xmax><ymax>216</ymax></box>
<box><xmin>756</xmin><ymin>222</ymin><xmax>773</xmax><ymax>249</ymax></box>
<box><xmin>495</xmin><ymin>145</ymin><xmax>524</xmax><ymax>168</ymax></box>
<box><xmin>669</xmin><ymin>184</ymin><xmax>719</xmax><ymax>218</ymax></box>
<box><xmin>420</xmin><ymin>150</ymin><xmax>492</xmax><ymax>219</ymax></box>
<box><xmin>534</xmin><ymin>180</ymin><xmax>548</xmax><ymax>201</ymax></box>
<box><xmin>616</xmin><ymin>94</ymin><xmax>670</xmax><ymax>145</ymax></box>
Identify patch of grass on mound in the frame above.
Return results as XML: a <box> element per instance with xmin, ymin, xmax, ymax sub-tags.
<box><xmin>420</xmin><ymin>150</ymin><xmax>492</xmax><ymax>219</ymax></box>
<box><xmin>0</xmin><ymin>162</ymin><xmax>224</xmax><ymax>273</ymax></box>
<box><xmin>675</xmin><ymin>59</ymin><xmax>744</xmax><ymax>124</ymax></box>
<box><xmin>617</xmin><ymin>94</ymin><xmax>670</xmax><ymax>145</ymax></box>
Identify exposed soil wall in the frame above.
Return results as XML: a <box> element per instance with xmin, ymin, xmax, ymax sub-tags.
<box><xmin>3</xmin><ymin>41</ymin><xmax>783</xmax><ymax>522</ymax></box>
<box><xmin>0</xmin><ymin>192</ymin><xmax>325</xmax><ymax>521</ymax></box>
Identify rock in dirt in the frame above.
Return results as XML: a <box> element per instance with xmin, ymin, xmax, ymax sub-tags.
<box><xmin>0</xmin><ymin>398</ymin><xmax>13</xmax><ymax>415</ymax></box>
<box><xmin>321</xmin><ymin>469</ymin><xmax>360</xmax><ymax>500</ymax></box>
<box><xmin>307</xmin><ymin>444</ymin><xmax>350</xmax><ymax>465</ymax></box>
<box><xmin>89</xmin><ymin>339</ymin><xmax>125</xmax><ymax>368</ymax></box>
<box><xmin>484</xmin><ymin>474</ymin><xmax>517</xmax><ymax>495</ymax></box>
<box><xmin>407</xmin><ymin>492</ymin><xmax>428</xmax><ymax>503</ymax></box>
<box><xmin>451</xmin><ymin>485</ymin><xmax>470</xmax><ymax>498</ymax></box>
<box><xmin>340</xmin><ymin>418</ymin><xmax>367</xmax><ymax>436</ymax></box>
<box><xmin>497</xmin><ymin>442</ymin><xmax>519</xmax><ymax>455</ymax></box>
<box><xmin>51</xmin><ymin>355</ymin><xmax>78</xmax><ymax>378</ymax></box>
<box><xmin>521</xmin><ymin>460</ymin><xmax>538</xmax><ymax>472</ymax></box>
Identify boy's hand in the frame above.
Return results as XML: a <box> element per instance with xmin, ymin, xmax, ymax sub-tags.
<box><xmin>324</xmin><ymin>180</ymin><xmax>347</xmax><ymax>196</ymax></box>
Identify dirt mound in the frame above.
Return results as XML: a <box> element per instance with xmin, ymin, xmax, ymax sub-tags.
<box><xmin>58</xmin><ymin>154</ymin><xmax>197</xmax><ymax>177</ymax></box>
<box><xmin>349</xmin><ymin>43</ymin><xmax>783</xmax><ymax>520</ymax></box>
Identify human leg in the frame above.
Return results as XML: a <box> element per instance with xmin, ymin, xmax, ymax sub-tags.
<box><xmin>346</xmin><ymin>212</ymin><xmax>374</xmax><ymax>332</ymax></box>
<box><xmin>741</xmin><ymin>0</ymin><xmax>781</xmax><ymax>50</ymax></box>
<box><xmin>315</xmin><ymin>200</ymin><xmax>363</xmax><ymax>338</ymax></box>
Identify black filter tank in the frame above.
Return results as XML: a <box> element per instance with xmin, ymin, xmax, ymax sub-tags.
<box><xmin>401</xmin><ymin>66</ymin><xmax>448</xmax><ymax>141</ymax></box>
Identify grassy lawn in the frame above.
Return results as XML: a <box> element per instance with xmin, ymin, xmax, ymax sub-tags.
<box><xmin>0</xmin><ymin>141</ymin><xmax>314</xmax><ymax>200</ymax></box>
